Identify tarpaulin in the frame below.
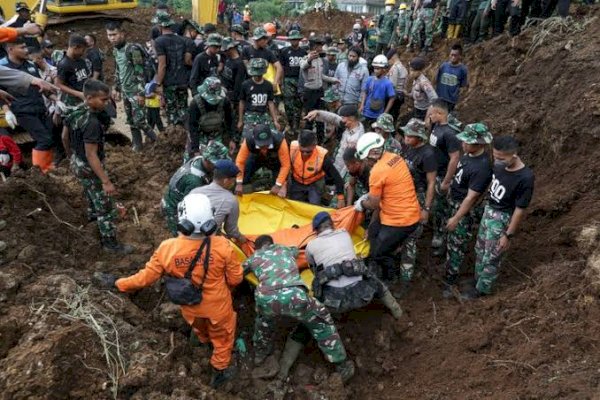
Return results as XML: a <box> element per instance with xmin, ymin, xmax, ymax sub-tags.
<box><xmin>231</xmin><ymin>192</ymin><xmax>370</xmax><ymax>286</ymax></box>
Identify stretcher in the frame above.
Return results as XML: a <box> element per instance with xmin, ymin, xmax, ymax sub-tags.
<box><xmin>231</xmin><ymin>192</ymin><xmax>370</xmax><ymax>287</ymax></box>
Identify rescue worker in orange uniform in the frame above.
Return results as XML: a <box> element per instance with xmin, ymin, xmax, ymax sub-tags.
<box><xmin>92</xmin><ymin>193</ymin><xmax>243</xmax><ymax>389</ymax></box>
<box><xmin>289</xmin><ymin>130</ymin><xmax>345</xmax><ymax>207</ymax></box>
<box><xmin>235</xmin><ymin>124</ymin><xmax>291</xmax><ymax>197</ymax></box>
<box><xmin>354</xmin><ymin>132</ymin><xmax>421</xmax><ymax>284</ymax></box>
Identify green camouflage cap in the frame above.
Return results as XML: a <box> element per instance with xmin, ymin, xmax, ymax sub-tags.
<box><xmin>321</xmin><ymin>87</ymin><xmax>340</xmax><ymax>103</ymax></box>
<box><xmin>448</xmin><ymin>113</ymin><xmax>463</xmax><ymax>132</ymax></box>
<box><xmin>230</xmin><ymin>24</ymin><xmax>246</xmax><ymax>35</ymax></box>
<box><xmin>198</xmin><ymin>77</ymin><xmax>226</xmax><ymax>105</ymax></box>
<box><xmin>221</xmin><ymin>37</ymin><xmax>237</xmax><ymax>51</ymax></box>
<box><xmin>253</xmin><ymin>27</ymin><xmax>269</xmax><ymax>40</ymax></box>
<box><xmin>326</xmin><ymin>47</ymin><xmax>340</xmax><ymax>55</ymax></box>
<box><xmin>152</xmin><ymin>10</ymin><xmax>175</xmax><ymax>27</ymax></box>
<box><xmin>51</xmin><ymin>49</ymin><xmax>65</xmax><ymax>65</ymax></box>
<box><xmin>206</xmin><ymin>33</ymin><xmax>223</xmax><ymax>47</ymax></box>
<box><xmin>247</xmin><ymin>58</ymin><xmax>267</xmax><ymax>76</ymax></box>
<box><xmin>457</xmin><ymin>122</ymin><xmax>493</xmax><ymax>144</ymax></box>
<box><xmin>401</xmin><ymin>118</ymin><xmax>428</xmax><ymax>141</ymax></box>
<box><xmin>372</xmin><ymin>113</ymin><xmax>395</xmax><ymax>133</ymax></box>
<box><xmin>202</xmin><ymin>140</ymin><xmax>230</xmax><ymax>164</ymax></box>
<box><xmin>288</xmin><ymin>30</ymin><xmax>303</xmax><ymax>40</ymax></box>
<box><xmin>185</xmin><ymin>19</ymin><xmax>201</xmax><ymax>33</ymax></box>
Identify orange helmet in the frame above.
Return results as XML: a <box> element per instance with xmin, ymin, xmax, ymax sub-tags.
<box><xmin>263</xmin><ymin>22</ymin><xmax>276</xmax><ymax>36</ymax></box>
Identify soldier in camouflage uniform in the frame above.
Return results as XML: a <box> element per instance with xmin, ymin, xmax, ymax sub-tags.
<box><xmin>393</xmin><ymin>3</ymin><xmax>412</xmax><ymax>47</ymax></box>
<box><xmin>279</xmin><ymin>30</ymin><xmax>306</xmax><ymax>136</ymax></box>
<box><xmin>364</xmin><ymin>21</ymin><xmax>380</xmax><ymax>67</ymax></box>
<box><xmin>442</xmin><ymin>123</ymin><xmax>493</xmax><ymax>297</ymax></box>
<box><xmin>187</xmin><ymin>77</ymin><xmax>232</xmax><ymax>159</ymax></box>
<box><xmin>243</xmin><ymin>235</ymin><xmax>354</xmax><ymax>382</ymax></box>
<box><xmin>153</xmin><ymin>11</ymin><xmax>192</xmax><ymax>126</ymax></box>
<box><xmin>463</xmin><ymin>136</ymin><xmax>534</xmax><ymax>299</ymax></box>
<box><xmin>64</xmin><ymin>80</ymin><xmax>133</xmax><ymax>254</ymax></box>
<box><xmin>106</xmin><ymin>21</ymin><xmax>157</xmax><ymax>152</ymax></box>
<box><xmin>161</xmin><ymin>141</ymin><xmax>230</xmax><ymax>236</ymax></box>
<box><xmin>398</xmin><ymin>119</ymin><xmax>438</xmax><ymax>290</ymax></box>
<box><xmin>408</xmin><ymin>0</ymin><xmax>440</xmax><ymax>52</ymax></box>
<box><xmin>371</xmin><ymin>113</ymin><xmax>406</xmax><ymax>157</ymax></box>
<box><xmin>377</xmin><ymin>0</ymin><xmax>398</xmax><ymax>55</ymax></box>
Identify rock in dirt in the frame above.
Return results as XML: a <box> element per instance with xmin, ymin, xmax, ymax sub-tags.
<box><xmin>293</xmin><ymin>363</ymin><xmax>314</xmax><ymax>385</ymax></box>
<box><xmin>374</xmin><ymin>328</ymin><xmax>391</xmax><ymax>351</ymax></box>
<box><xmin>17</xmin><ymin>244</ymin><xmax>37</xmax><ymax>261</ymax></box>
<box><xmin>252</xmin><ymin>354</ymin><xmax>280</xmax><ymax>379</ymax></box>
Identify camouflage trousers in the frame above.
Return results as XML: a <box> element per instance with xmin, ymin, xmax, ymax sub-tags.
<box><xmin>474</xmin><ymin>205</ymin><xmax>511</xmax><ymax>294</ymax></box>
<box><xmin>445</xmin><ymin>198</ymin><xmax>482</xmax><ymax>281</ymax></box>
<box><xmin>123</xmin><ymin>92</ymin><xmax>157</xmax><ymax>147</ymax></box>
<box><xmin>164</xmin><ymin>86</ymin><xmax>188</xmax><ymax>126</ymax></box>
<box><xmin>283</xmin><ymin>78</ymin><xmax>303</xmax><ymax>130</ymax></box>
<box><xmin>253</xmin><ymin>286</ymin><xmax>347</xmax><ymax>363</ymax></box>
<box><xmin>432</xmin><ymin>177</ymin><xmax>451</xmax><ymax>249</ymax></box>
<box><xmin>160</xmin><ymin>198</ymin><xmax>179</xmax><ymax>237</ymax></box>
<box><xmin>410</xmin><ymin>8</ymin><xmax>436</xmax><ymax>48</ymax></box>
<box><xmin>399</xmin><ymin>191</ymin><xmax>426</xmax><ymax>281</ymax></box>
<box><xmin>70</xmin><ymin>155</ymin><xmax>117</xmax><ymax>240</ymax></box>
<box><xmin>243</xmin><ymin>112</ymin><xmax>275</xmax><ymax>137</ymax></box>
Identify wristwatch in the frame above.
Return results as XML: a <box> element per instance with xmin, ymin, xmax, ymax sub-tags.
<box><xmin>503</xmin><ymin>232</ymin><xmax>514</xmax><ymax>239</ymax></box>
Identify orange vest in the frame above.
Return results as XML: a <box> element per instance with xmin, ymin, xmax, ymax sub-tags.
<box><xmin>290</xmin><ymin>141</ymin><xmax>328</xmax><ymax>185</ymax></box>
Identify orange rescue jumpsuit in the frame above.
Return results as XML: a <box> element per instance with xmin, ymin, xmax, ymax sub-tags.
<box><xmin>116</xmin><ymin>235</ymin><xmax>243</xmax><ymax>370</ymax></box>
<box><xmin>0</xmin><ymin>27</ymin><xmax>18</xmax><ymax>43</ymax></box>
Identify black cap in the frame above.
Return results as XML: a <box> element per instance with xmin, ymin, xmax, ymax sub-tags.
<box><xmin>253</xmin><ymin>124</ymin><xmax>273</xmax><ymax>147</ymax></box>
<box><xmin>309</xmin><ymin>36</ymin><xmax>325</xmax><ymax>44</ymax></box>
<box><xmin>338</xmin><ymin>104</ymin><xmax>358</xmax><ymax>117</ymax></box>
<box><xmin>409</xmin><ymin>56</ymin><xmax>427</xmax><ymax>71</ymax></box>
<box><xmin>15</xmin><ymin>2</ymin><xmax>29</xmax><ymax>11</ymax></box>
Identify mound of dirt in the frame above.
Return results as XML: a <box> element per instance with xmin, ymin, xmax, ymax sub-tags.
<box><xmin>294</xmin><ymin>9</ymin><xmax>362</xmax><ymax>39</ymax></box>
<box><xmin>2</xmin><ymin>5</ymin><xmax>600</xmax><ymax>400</ymax></box>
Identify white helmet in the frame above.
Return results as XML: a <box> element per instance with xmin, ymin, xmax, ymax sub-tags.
<box><xmin>372</xmin><ymin>54</ymin><xmax>389</xmax><ymax>68</ymax></box>
<box><xmin>356</xmin><ymin>132</ymin><xmax>385</xmax><ymax>160</ymax></box>
<box><xmin>353</xmin><ymin>23</ymin><xmax>361</xmax><ymax>30</ymax></box>
<box><xmin>177</xmin><ymin>193</ymin><xmax>217</xmax><ymax>236</ymax></box>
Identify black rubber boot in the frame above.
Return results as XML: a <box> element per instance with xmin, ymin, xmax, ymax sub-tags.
<box><xmin>210</xmin><ymin>366</ymin><xmax>237</xmax><ymax>388</ymax></box>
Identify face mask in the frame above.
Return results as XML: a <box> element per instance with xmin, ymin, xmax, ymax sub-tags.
<box><xmin>399</xmin><ymin>10</ymin><xmax>405</xmax><ymax>14</ymax></box>
<box><xmin>385</xmin><ymin>5</ymin><xmax>392</xmax><ymax>11</ymax></box>
<box><xmin>494</xmin><ymin>159</ymin><xmax>510</xmax><ymax>169</ymax></box>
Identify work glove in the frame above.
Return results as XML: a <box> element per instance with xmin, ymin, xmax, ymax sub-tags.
<box><xmin>4</xmin><ymin>110</ymin><xmax>17</xmax><ymax>129</ymax></box>
<box><xmin>0</xmin><ymin>152</ymin><xmax>10</xmax><ymax>167</ymax></box>
<box><xmin>354</xmin><ymin>194</ymin><xmax>369</xmax><ymax>212</ymax></box>
<box><xmin>92</xmin><ymin>272</ymin><xmax>119</xmax><ymax>292</ymax></box>
<box><xmin>54</xmin><ymin>100</ymin><xmax>68</xmax><ymax>115</ymax></box>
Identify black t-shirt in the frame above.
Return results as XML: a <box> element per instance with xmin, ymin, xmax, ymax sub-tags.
<box><xmin>429</xmin><ymin>123</ymin><xmax>461</xmax><ymax>177</ymax></box>
<box><xmin>57</xmin><ymin>55</ymin><xmax>92</xmax><ymax>92</ymax></box>
<box><xmin>242</xmin><ymin>45</ymin><xmax>277</xmax><ymax>64</ymax></box>
<box><xmin>86</xmin><ymin>47</ymin><xmax>104</xmax><ymax>81</ymax></box>
<box><xmin>154</xmin><ymin>33</ymin><xmax>190</xmax><ymax>87</ymax></box>
<box><xmin>450</xmin><ymin>152</ymin><xmax>493</xmax><ymax>202</ymax></box>
<box><xmin>279</xmin><ymin>46</ymin><xmax>307</xmax><ymax>78</ymax></box>
<box><xmin>405</xmin><ymin>144</ymin><xmax>438</xmax><ymax>193</ymax></box>
<box><xmin>327</xmin><ymin>61</ymin><xmax>337</xmax><ymax>78</ymax></box>
<box><xmin>184</xmin><ymin>37</ymin><xmax>200</xmax><ymax>61</ymax></box>
<box><xmin>422</xmin><ymin>0</ymin><xmax>439</xmax><ymax>8</ymax></box>
<box><xmin>70</xmin><ymin>112</ymin><xmax>106</xmax><ymax>162</ymax></box>
<box><xmin>488</xmin><ymin>165</ymin><xmax>534</xmax><ymax>213</ymax></box>
<box><xmin>241</xmin><ymin>79</ymin><xmax>274</xmax><ymax>113</ymax></box>
<box><xmin>189</xmin><ymin>52</ymin><xmax>219</xmax><ymax>93</ymax></box>
<box><xmin>1</xmin><ymin>60</ymin><xmax>45</xmax><ymax>114</ymax></box>
<box><xmin>221</xmin><ymin>56</ymin><xmax>246</xmax><ymax>102</ymax></box>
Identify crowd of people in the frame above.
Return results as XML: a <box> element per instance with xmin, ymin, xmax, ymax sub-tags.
<box><xmin>0</xmin><ymin>0</ymin><xmax>543</xmax><ymax>392</ymax></box>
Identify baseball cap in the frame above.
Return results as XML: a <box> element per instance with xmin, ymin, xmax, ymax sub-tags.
<box><xmin>253</xmin><ymin>125</ymin><xmax>274</xmax><ymax>148</ymax></box>
<box><xmin>214</xmin><ymin>160</ymin><xmax>240</xmax><ymax>178</ymax></box>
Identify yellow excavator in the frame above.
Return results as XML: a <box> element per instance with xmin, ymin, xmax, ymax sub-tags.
<box><xmin>0</xmin><ymin>0</ymin><xmax>137</xmax><ymax>26</ymax></box>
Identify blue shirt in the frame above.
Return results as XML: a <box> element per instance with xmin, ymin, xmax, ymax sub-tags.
<box><xmin>436</xmin><ymin>62</ymin><xmax>468</xmax><ymax>105</ymax></box>
<box><xmin>361</xmin><ymin>75</ymin><xmax>395</xmax><ymax>119</ymax></box>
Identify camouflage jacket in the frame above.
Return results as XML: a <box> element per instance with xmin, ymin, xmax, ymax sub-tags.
<box><xmin>243</xmin><ymin>244</ymin><xmax>306</xmax><ymax>293</ymax></box>
<box><xmin>113</xmin><ymin>42</ymin><xmax>147</xmax><ymax>95</ymax></box>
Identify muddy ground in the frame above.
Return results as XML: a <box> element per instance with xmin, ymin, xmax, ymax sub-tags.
<box><xmin>1</xmin><ymin>5</ymin><xmax>600</xmax><ymax>400</ymax></box>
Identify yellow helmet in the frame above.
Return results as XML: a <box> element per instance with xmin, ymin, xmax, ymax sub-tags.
<box><xmin>385</xmin><ymin>0</ymin><xmax>396</xmax><ymax>5</ymax></box>
<box><xmin>399</xmin><ymin>3</ymin><xmax>408</xmax><ymax>9</ymax></box>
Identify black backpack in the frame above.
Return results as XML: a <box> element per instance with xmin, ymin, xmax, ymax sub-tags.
<box><xmin>125</xmin><ymin>43</ymin><xmax>157</xmax><ymax>83</ymax></box>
